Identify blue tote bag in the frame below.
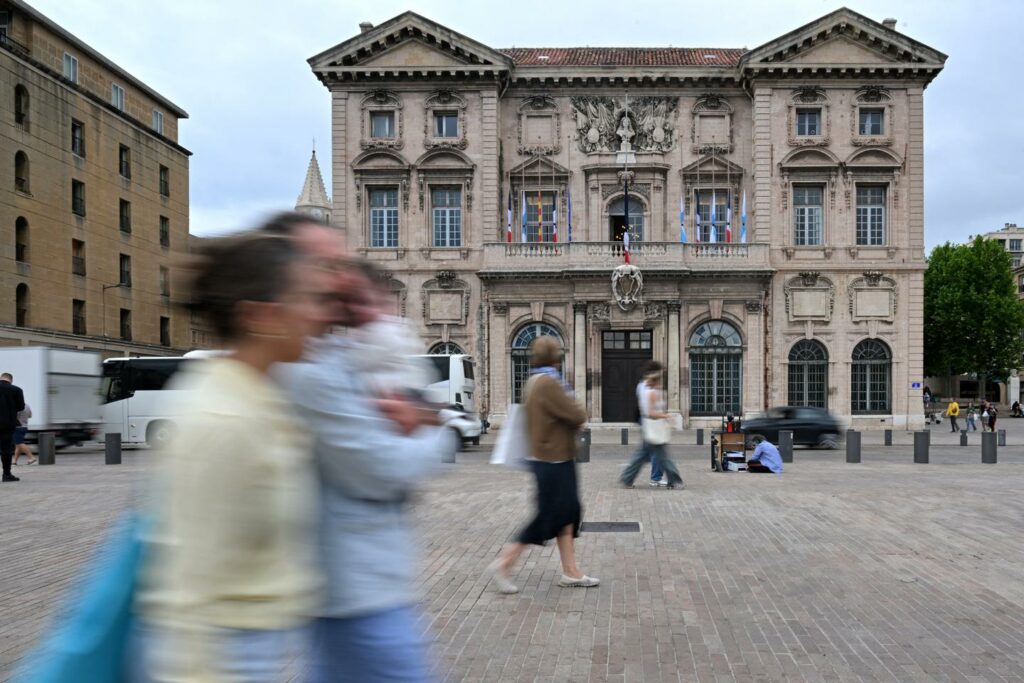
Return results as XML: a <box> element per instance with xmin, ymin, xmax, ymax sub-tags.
<box><xmin>15</xmin><ymin>512</ymin><xmax>149</xmax><ymax>683</ymax></box>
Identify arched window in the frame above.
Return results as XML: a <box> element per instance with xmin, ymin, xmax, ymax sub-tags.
<box><xmin>851</xmin><ymin>339</ymin><xmax>891</xmax><ymax>414</ymax></box>
<box><xmin>15</xmin><ymin>283</ymin><xmax>28</xmax><ymax>327</ymax></box>
<box><xmin>511</xmin><ymin>322</ymin><xmax>563</xmax><ymax>403</ymax></box>
<box><xmin>429</xmin><ymin>341</ymin><xmax>464</xmax><ymax>355</ymax></box>
<box><xmin>14</xmin><ymin>151</ymin><xmax>29</xmax><ymax>193</ymax></box>
<box><xmin>788</xmin><ymin>339</ymin><xmax>828</xmax><ymax>408</ymax></box>
<box><xmin>689</xmin><ymin>319</ymin><xmax>742</xmax><ymax>415</ymax></box>
<box><xmin>607</xmin><ymin>195</ymin><xmax>645</xmax><ymax>242</ymax></box>
<box><xmin>14</xmin><ymin>85</ymin><xmax>28</xmax><ymax>128</ymax></box>
<box><xmin>15</xmin><ymin>216</ymin><xmax>28</xmax><ymax>262</ymax></box>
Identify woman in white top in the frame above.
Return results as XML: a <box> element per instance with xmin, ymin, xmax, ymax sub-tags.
<box><xmin>619</xmin><ymin>371</ymin><xmax>685</xmax><ymax>489</ymax></box>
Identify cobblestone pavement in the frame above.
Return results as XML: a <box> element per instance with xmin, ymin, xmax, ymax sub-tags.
<box><xmin>2</xmin><ymin>425</ymin><xmax>1024</xmax><ymax>682</ymax></box>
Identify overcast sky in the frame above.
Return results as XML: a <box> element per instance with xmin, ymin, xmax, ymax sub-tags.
<box><xmin>36</xmin><ymin>0</ymin><xmax>1023</xmax><ymax>250</ymax></box>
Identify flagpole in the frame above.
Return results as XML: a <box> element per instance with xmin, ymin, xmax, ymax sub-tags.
<box><xmin>566</xmin><ymin>134</ymin><xmax>573</xmax><ymax>242</ymax></box>
<box><xmin>552</xmin><ymin>150</ymin><xmax>557</xmax><ymax>243</ymax></box>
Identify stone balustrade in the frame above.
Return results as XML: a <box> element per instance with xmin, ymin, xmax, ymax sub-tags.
<box><xmin>481</xmin><ymin>241</ymin><xmax>770</xmax><ymax>273</ymax></box>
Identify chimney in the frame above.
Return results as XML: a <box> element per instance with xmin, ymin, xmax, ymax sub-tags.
<box><xmin>359</xmin><ymin>21</ymin><xmax>374</xmax><ymax>34</ymax></box>
<box><xmin>882</xmin><ymin>18</ymin><xmax>897</xmax><ymax>30</ymax></box>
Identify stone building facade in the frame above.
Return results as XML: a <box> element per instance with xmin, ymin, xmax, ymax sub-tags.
<box><xmin>0</xmin><ymin>0</ymin><xmax>190</xmax><ymax>357</ymax></box>
<box><xmin>309</xmin><ymin>9</ymin><xmax>945</xmax><ymax>429</ymax></box>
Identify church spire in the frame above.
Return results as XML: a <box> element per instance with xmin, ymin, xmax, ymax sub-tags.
<box><xmin>295</xmin><ymin>148</ymin><xmax>331</xmax><ymax>221</ymax></box>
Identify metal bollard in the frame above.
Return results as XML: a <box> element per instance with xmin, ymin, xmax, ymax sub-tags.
<box><xmin>104</xmin><ymin>432</ymin><xmax>122</xmax><ymax>465</ymax></box>
<box><xmin>998</xmin><ymin>429</ymin><xmax>1006</xmax><ymax>447</ymax></box>
<box><xmin>982</xmin><ymin>431</ymin><xmax>997</xmax><ymax>464</ymax></box>
<box><xmin>846</xmin><ymin>429</ymin><xmax>861</xmax><ymax>463</ymax></box>
<box><xmin>696</xmin><ymin>428</ymin><xmax>704</xmax><ymax>446</ymax></box>
<box><xmin>576</xmin><ymin>428</ymin><xmax>591</xmax><ymax>463</ymax></box>
<box><xmin>960</xmin><ymin>432</ymin><xmax>968</xmax><ymax>447</ymax></box>
<box><xmin>913</xmin><ymin>431</ymin><xmax>929</xmax><ymax>464</ymax></box>
<box><xmin>884</xmin><ymin>429</ymin><xmax>892</xmax><ymax>446</ymax></box>
<box><xmin>621</xmin><ymin>428</ymin><xmax>629</xmax><ymax>445</ymax></box>
<box><xmin>442</xmin><ymin>431</ymin><xmax>457</xmax><ymax>463</ymax></box>
<box><xmin>779</xmin><ymin>430</ymin><xmax>794</xmax><ymax>463</ymax></box>
<box><xmin>38</xmin><ymin>432</ymin><xmax>55</xmax><ymax>466</ymax></box>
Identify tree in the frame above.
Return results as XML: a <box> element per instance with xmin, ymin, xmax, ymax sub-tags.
<box><xmin>924</xmin><ymin>237</ymin><xmax>1024</xmax><ymax>396</ymax></box>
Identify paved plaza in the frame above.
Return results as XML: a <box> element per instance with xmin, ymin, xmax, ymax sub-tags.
<box><xmin>2</xmin><ymin>422</ymin><xmax>1024</xmax><ymax>682</ymax></box>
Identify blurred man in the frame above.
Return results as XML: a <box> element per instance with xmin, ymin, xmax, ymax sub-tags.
<box><xmin>0</xmin><ymin>372</ymin><xmax>26</xmax><ymax>482</ymax></box>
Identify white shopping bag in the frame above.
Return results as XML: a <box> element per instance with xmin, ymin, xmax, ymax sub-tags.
<box><xmin>490</xmin><ymin>403</ymin><xmax>532</xmax><ymax>470</ymax></box>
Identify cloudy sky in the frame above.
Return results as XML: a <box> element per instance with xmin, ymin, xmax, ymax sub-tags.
<box><xmin>36</xmin><ymin>0</ymin><xmax>1023</xmax><ymax>250</ymax></box>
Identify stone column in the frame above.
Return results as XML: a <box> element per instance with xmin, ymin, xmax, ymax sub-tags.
<box><xmin>330</xmin><ymin>91</ymin><xmax>348</xmax><ymax>231</ymax></box>
<box><xmin>666</xmin><ymin>301</ymin><xmax>681</xmax><ymax>413</ymax></box>
<box><xmin>489</xmin><ymin>302</ymin><xmax>510</xmax><ymax>426</ymax></box>
<box><xmin>745</xmin><ymin>300</ymin><xmax>765</xmax><ymax>417</ymax></box>
<box><xmin>573</xmin><ymin>302</ymin><xmax>588</xmax><ymax>407</ymax></box>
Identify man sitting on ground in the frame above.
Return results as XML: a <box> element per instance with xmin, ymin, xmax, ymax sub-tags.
<box><xmin>747</xmin><ymin>436</ymin><xmax>783</xmax><ymax>474</ymax></box>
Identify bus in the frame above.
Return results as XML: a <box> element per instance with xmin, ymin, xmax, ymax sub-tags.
<box><xmin>101</xmin><ymin>355</ymin><xmax>192</xmax><ymax>447</ymax></box>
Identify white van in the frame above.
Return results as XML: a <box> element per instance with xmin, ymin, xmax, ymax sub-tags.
<box><xmin>417</xmin><ymin>354</ymin><xmax>481</xmax><ymax>446</ymax></box>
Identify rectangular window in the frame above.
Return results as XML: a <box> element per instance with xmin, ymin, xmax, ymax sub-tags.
<box><xmin>1019</xmin><ymin>276</ymin><xmax>1024</xmax><ymax>295</ymax></box>
<box><xmin>159</xmin><ymin>165</ymin><xmax>169</xmax><ymax>197</ymax></box>
<box><xmin>793</xmin><ymin>186</ymin><xmax>823</xmax><ymax>246</ymax></box>
<box><xmin>159</xmin><ymin>266</ymin><xmax>169</xmax><ymax>296</ymax></box>
<box><xmin>72</xmin><ymin>180</ymin><xmax>86</xmax><ymax>216</ymax></box>
<box><xmin>119</xmin><ymin>309</ymin><xmax>132</xmax><ymax>341</ymax></box>
<box><xmin>119</xmin><ymin>199</ymin><xmax>132</xmax><ymax>233</ymax></box>
<box><xmin>118</xmin><ymin>145</ymin><xmax>131</xmax><ymax>179</ymax></box>
<box><xmin>433</xmin><ymin>112</ymin><xmax>459</xmax><ymax>138</ymax></box>
<box><xmin>524</xmin><ymin>191</ymin><xmax>556</xmax><ymax>243</ymax></box>
<box><xmin>696</xmin><ymin>190</ymin><xmax>730</xmax><ymax>243</ymax></box>
<box><xmin>796</xmin><ymin>108</ymin><xmax>821</xmax><ymax>136</ymax></box>
<box><xmin>71</xmin><ymin>119</ymin><xmax>85</xmax><ymax>156</ymax></box>
<box><xmin>72</xmin><ymin>239</ymin><xmax>86</xmax><ymax>276</ymax></box>
<box><xmin>160</xmin><ymin>316</ymin><xmax>170</xmax><ymax>347</ymax></box>
<box><xmin>152</xmin><ymin>110</ymin><xmax>164</xmax><ymax>135</ymax></box>
<box><xmin>431</xmin><ymin>188</ymin><xmax>462</xmax><ymax>247</ymax></box>
<box><xmin>858</xmin><ymin>108</ymin><xmax>884</xmax><ymax>135</ymax></box>
<box><xmin>111</xmin><ymin>83</ymin><xmax>125</xmax><ymax>111</ymax></box>
<box><xmin>73</xmin><ymin>299</ymin><xmax>86</xmax><ymax>335</ymax></box>
<box><xmin>369</xmin><ymin>188</ymin><xmax>399</xmax><ymax>247</ymax></box>
<box><xmin>159</xmin><ymin>216</ymin><xmax>170</xmax><ymax>247</ymax></box>
<box><xmin>119</xmin><ymin>254</ymin><xmax>132</xmax><ymax>287</ymax></box>
<box><xmin>855</xmin><ymin>185</ymin><xmax>886</xmax><ymax>246</ymax></box>
<box><xmin>370</xmin><ymin>111</ymin><xmax>395</xmax><ymax>138</ymax></box>
<box><xmin>63</xmin><ymin>52</ymin><xmax>79</xmax><ymax>83</ymax></box>
<box><xmin>1010</xmin><ymin>239</ymin><xmax>1022</xmax><ymax>252</ymax></box>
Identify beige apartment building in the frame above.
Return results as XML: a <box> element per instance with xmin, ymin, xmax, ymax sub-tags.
<box><xmin>0</xmin><ymin>0</ymin><xmax>189</xmax><ymax>357</ymax></box>
<box><xmin>310</xmin><ymin>8</ymin><xmax>945</xmax><ymax>429</ymax></box>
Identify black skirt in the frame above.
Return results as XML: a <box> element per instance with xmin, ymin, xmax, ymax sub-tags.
<box><xmin>517</xmin><ymin>459</ymin><xmax>582</xmax><ymax>545</ymax></box>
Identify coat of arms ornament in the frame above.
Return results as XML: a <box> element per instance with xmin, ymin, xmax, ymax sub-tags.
<box><xmin>611</xmin><ymin>265</ymin><xmax>643</xmax><ymax>310</ymax></box>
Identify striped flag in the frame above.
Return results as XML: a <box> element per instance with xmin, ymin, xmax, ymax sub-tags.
<box><xmin>709</xmin><ymin>190</ymin><xmax>718</xmax><ymax>243</ymax></box>
<box><xmin>726</xmin><ymin>194</ymin><xmax>733</xmax><ymax>243</ymax></box>
<box><xmin>552</xmin><ymin>193</ymin><xmax>558</xmax><ymax>243</ymax></box>
<box><xmin>695</xmin><ymin>202</ymin><xmax>701</xmax><ymax>243</ymax></box>
<box><xmin>506</xmin><ymin>187</ymin><xmax>512</xmax><ymax>243</ymax></box>
<box><xmin>536</xmin><ymin>191</ymin><xmax>544</xmax><ymax>242</ymax></box>
<box><xmin>741</xmin><ymin>190</ymin><xmax>747</xmax><ymax>243</ymax></box>
<box><xmin>520</xmin><ymin>189</ymin><xmax>527</xmax><ymax>243</ymax></box>
<box><xmin>623</xmin><ymin>229</ymin><xmax>631</xmax><ymax>264</ymax></box>
<box><xmin>679</xmin><ymin>196</ymin><xmax>687</xmax><ymax>243</ymax></box>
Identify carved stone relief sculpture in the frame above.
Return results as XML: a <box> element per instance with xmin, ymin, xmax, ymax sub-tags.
<box><xmin>848</xmin><ymin>272</ymin><xmax>897</xmax><ymax>321</ymax></box>
<box><xmin>611</xmin><ymin>264</ymin><xmax>644</xmax><ymax>311</ymax></box>
<box><xmin>571</xmin><ymin>96</ymin><xmax>678</xmax><ymax>154</ymax></box>
<box><xmin>784</xmin><ymin>273</ymin><xmax>836</xmax><ymax>322</ymax></box>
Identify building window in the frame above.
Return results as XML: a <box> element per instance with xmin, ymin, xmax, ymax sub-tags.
<box><xmin>159</xmin><ymin>266</ymin><xmax>169</xmax><ymax>296</ymax></box>
<box><xmin>689</xmin><ymin>320</ymin><xmax>743</xmax><ymax>415</ymax></box>
<box><xmin>369</xmin><ymin>188</ymin><xmax>399</xmax><ymax>247</ymax></box>
<box><xmin>119</xmin><ymin>144</ymin><xmax>131</xmax><ymax>179</ymax></box>
<box><xmin>14</xmin><ymin>150</ymin><xmax>29</xmax><ymax>193</ymax></box>
<box><xmin>119</xmin><ymin>199</ymin><xmax>132</xmax><ymax>233</ymax></box>
<box><xmin>795</xmin><ymin>108</ymin><xmax>821</xmax><ymax>136</ymax></box>
<box><xmin>15</xmin><ymin>284</ymin><xmax>28</xmax><ymax>327</ymax></box>
<box><xmin>160</xmin><ymin>316</ymin><xmax>171</xmax><ymax>346</ymax></box>
<box><xmin>433</xmin><ymin>111</ymin><xmax>458</xmax><ymax>138</ymax></box>
<box><xmin>511</xmin><ymin>322</ymin><xmax>564</xmax><ymax>404</ymax></box>
<box><xmin>858</xmin><ymin>108</ymin><xmax>884</xmax><ymax>136</ymax></box>
<box><xmin>119</xmin><ymin>254</ymin><xmax>132</xmax><ymax>287</ymax></box>
<box><xmin>119</xmin><ymin>309</ymin><xmax>132</xmax><ymax>341</ymax></box>
<box><xmin>159</xmin><ymin>165</ymin><xmax>169</xmax><ymax>197</ymax></box>
<box><xmin>15</xmin><ymin>216</ymin><xmax>27</xmax><ymax>262</ymax></box>
<box><xmin>72</xmin><ymin>239</ymin><xmax>86</xmax><ymax>276</ymax></box>
<box><xmin>63</xmin><ymin>52</ymin><xmax>79</xmax><ymax>83</ymax></box>
<box><xmin>855</xmin><ymin>185</ymin><xmax>886</xmax><ymax>246</ymax></box>
<box><xmin>431</xmin><ymin>188</ymin><xmax>462</xmax><ymax>247</ymax></box>
<box><xmin>1019</xmin><ymin>276</ymin><xmax>1024</xmax><ymax>295</ymax></box>
<box><xmin>524</xmin><ymin>191</ymin><xmax>557</xmax><ymax>243</ymax></box>
<box><xmin>788</xmin><ymin>339</ymin><xmax>828</xmax><ymax>408</ymax></box>
<box><xmin>1010</xmin><ymin>239</ymin><xmax>1022</xmax><ymax>252</ymax></box>
<box><xmin>71</xmin><ymin>119</ymin><xmax>85</xmax><ymax>156</ymax></box>
<box><xmin>428</xmin><ymin>341</ymin><xmax>464</xmax><ymax>355</ymax></box>
<box><xmin>851</xmin><ymin>339</ymin><xmax>891</xmax><ymax>414</ymax></box>
<box><xmin>370</xmin><ymin>111</ymin><xmax>395</xmax><ymax>138</ymax></box>
<box><xmin>73</xmin><ymin>299</ymin><xmax>86</xmax><ymax>335</ymax></box>
<box><xmin>111</xmin><ymin>83</ymin><xmax>125</xmax><ymax>111</ymax></box>
<box><xmin>72</xmin><ymin>180</ymin><xmax>86</xmax><ymax>216</ymax></box>
<box><xmin>152</xmin><ymin>110</ymin><xmax>164</xmax><ymax>135</ymax></box>
<box><xmin>159</xmin><ymin>216</ymin><xmax>170</xmax><ymax>247</ymax></box>
<box><xmin>14</xmin><ymin>84</ymin><xmax>28</xmax><ymax>127</ymax></box>
<box><xmin>608</xmin><ymin>195</ymin><xmax>644</xmax><ymax>243</ymax></box>
<box><xmin>793</xmin><ymin>185</ymin><xmax>823</xmax><ymax>246</ymax></box>
<box><xmin>695</xmin><ymin>190</ymin><xmax>729</xmax><ymax>243</ymax></box>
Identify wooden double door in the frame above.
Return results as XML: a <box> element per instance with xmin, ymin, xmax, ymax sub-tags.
<box><xmin>601</xmin><ymin>330</ymin><xmax>653</xmax><ymax>422</ymax></box>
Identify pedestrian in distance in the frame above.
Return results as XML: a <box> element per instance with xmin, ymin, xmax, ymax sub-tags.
<box><xmin>628</xmin><ymin>361</ymin><xmax>665</xmax><ymax>487</ymax></box>
<box><xmin>0</xmin><ymin>372</ymin><xmax>26</xmax><ymax>482</ymax></box>
<box><xmin>11</xmin><ymin>401</ymin><xmax>35</xmax><ymax>466</ymax></box>
<box><xmin>988</xmin><ymin>404</ymin><xmax>998</xmax><ymax>433</ymax></box>
<box><xmin>620</xmin><ymin>369</ymin><xmax>685</xmax><ymax>489</ymax></box>
<box><xmin>487</xmin><ymin>335</ymin><xmax>599</xmax><ymax>595</ymax></box>
<box><xmin>966</xmin><ymin>403</ymin><xmax>978</xmax><ymax>432</ymax></box>
<box><xmin>945</xmin><ymin>399</ymin><xmax>960</xmax><ymax>432</ymax></box>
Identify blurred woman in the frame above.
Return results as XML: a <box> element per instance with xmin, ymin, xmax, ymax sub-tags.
<box><xmin>130</xmin><ymin>224</ymin><xmax>334</xmax><ymax>682</ymax></box>
<box><xmin>487</xmin><ymin>336</ymin><xmax>599</xmax><ymax>594</ymax></box>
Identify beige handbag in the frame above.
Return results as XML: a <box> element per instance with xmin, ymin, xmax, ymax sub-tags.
<box><xmin>641</xmin><ymin>417</ymin><xmax>671</xmax><ymax>445</ymax></box>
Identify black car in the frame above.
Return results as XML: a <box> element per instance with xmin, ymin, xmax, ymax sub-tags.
<box><xmin>741</xmin><ymin>406</ymin><xmax>842</xmax><ymax>449</ymax></box>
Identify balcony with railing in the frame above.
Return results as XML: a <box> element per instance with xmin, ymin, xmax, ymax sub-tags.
<box><xmin>0</xmin><ymin>32</ymin><xmax>29</xmax><ymax>57</ymax></box>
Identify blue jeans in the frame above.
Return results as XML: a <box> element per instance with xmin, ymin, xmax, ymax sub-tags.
<box><xmin>627</xmin><ymin>441</ymin><xmax>662</xmax><ymax>481</ymax></box>
<box><xmin>309</xmin><ymin>606</ymin><xmax>435</xmax><ymax>683</ymax></box>
<box><xmin>621</xmin><ymin>443</ymin><xmax>682</xmax><ymax>487</ymax></box>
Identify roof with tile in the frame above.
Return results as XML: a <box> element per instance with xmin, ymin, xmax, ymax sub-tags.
<box><xmin>498</xmin><ymin>47</ymin><xmax>746</xmax><ymax>67</ymax></box>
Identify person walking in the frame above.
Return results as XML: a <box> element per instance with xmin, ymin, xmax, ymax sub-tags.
<box><xmin>945</xmin><ymin>399</ymin><xmax>960</xmax><ymax>432</ymax></box>
<box><xmin>0</xmin><ymin>372</ymin><xmax>25</xmax><ymax>482</ymax></box>
<box><xmin>620</xmin><ymin>370</ymin><xmax>685</xmax><ymax>489</ymax></box>
<box><xmin>966</xmin><ymin>403</ymin><xmax>978</xmax><ymax>432</ymax></box>
<box><xmin>988</xmin><ymin>403</ymin><xmax>998</xmax><ymax>433</ymax></box>
<box><xmin>11</xmin><ymin>402</ymin><xmax>35</xmax><ymax>466</ymax></box>
<box><xmin>130</xmin><ymin>227</ymin><xmax>335</xmax><ymax>682</ymax></box>
<box><xmin>627</xmin><ymin>361</ymin><xmax>664</xmax><ymax>487</ymax></box>
<box><xmin>488</xmin><ymin>335</ymin><xmax>599</xmax><ymax>595</ymax></box>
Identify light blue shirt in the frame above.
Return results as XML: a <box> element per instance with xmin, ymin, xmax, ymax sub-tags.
<box><xmin>751</xmin><ymin>441</ymin><xmax>783</xmax><ymax>473</ymax></box>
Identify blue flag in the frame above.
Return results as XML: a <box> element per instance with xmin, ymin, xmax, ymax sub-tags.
<box><xmin>679</xmin><ymin>196</ymin><xmax>687</xmax><ymax>243</ymax></box>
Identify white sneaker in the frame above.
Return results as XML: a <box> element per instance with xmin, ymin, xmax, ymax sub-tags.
<box><xmin>487</xmin><ymin>561</ymin><xmax>519</xmax><ymax>594</ymax></box>
<box><xmin>558</xmin><ymin>574</ymin><xmax>600</xmax><ymax>588</ymax></box>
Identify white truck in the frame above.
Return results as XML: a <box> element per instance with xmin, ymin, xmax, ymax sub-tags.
<box><xmin>0</xmin><ymin>347</ymin><xmax>102</xmax><ymax>448</ymax></box>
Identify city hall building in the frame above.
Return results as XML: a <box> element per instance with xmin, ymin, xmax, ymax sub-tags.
<box><xmin>308</xmin><ymin>8</ymin><xmax>945</xmax><ymax>429</ymax></box>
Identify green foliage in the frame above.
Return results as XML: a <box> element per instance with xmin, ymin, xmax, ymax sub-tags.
<box><xmin>924</xmin><ymin>237</ymin><xmax>1024</xmax><ymax>380</ymax></box>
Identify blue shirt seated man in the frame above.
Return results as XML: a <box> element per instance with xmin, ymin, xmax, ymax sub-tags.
<box><xmin>748</xmin><ymin>437</ymin><xmax>783</xmax><ymax>473</ymax></box>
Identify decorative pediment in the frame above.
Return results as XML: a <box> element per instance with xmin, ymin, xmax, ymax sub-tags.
<box><xmin>415</xmin><ymin>148</ymin><xmax>475</xmax><ymax>170</ymax></box>
<box><xmin>680</xmin><ymin>155</ymin><xmax>745</xmax><ymax>181</ymax></box>
<box><xmin>845</xmin><ymin>147</ymin><xmax>902</xmax><ymax>170</ymax></box>
<box><xmin>779</xmin><ymin>147</ymin><xmax>840</xmax><ymax>170</ymax></box>
<box><xmin>351</xmin><ymin>149</ymin><xmax>411</xmax><ymax>171</ymax></box>
<box><xmin>507</xmin><ymin>156</ymin><xmax>570</xmax><ymax>179</ymax></box>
